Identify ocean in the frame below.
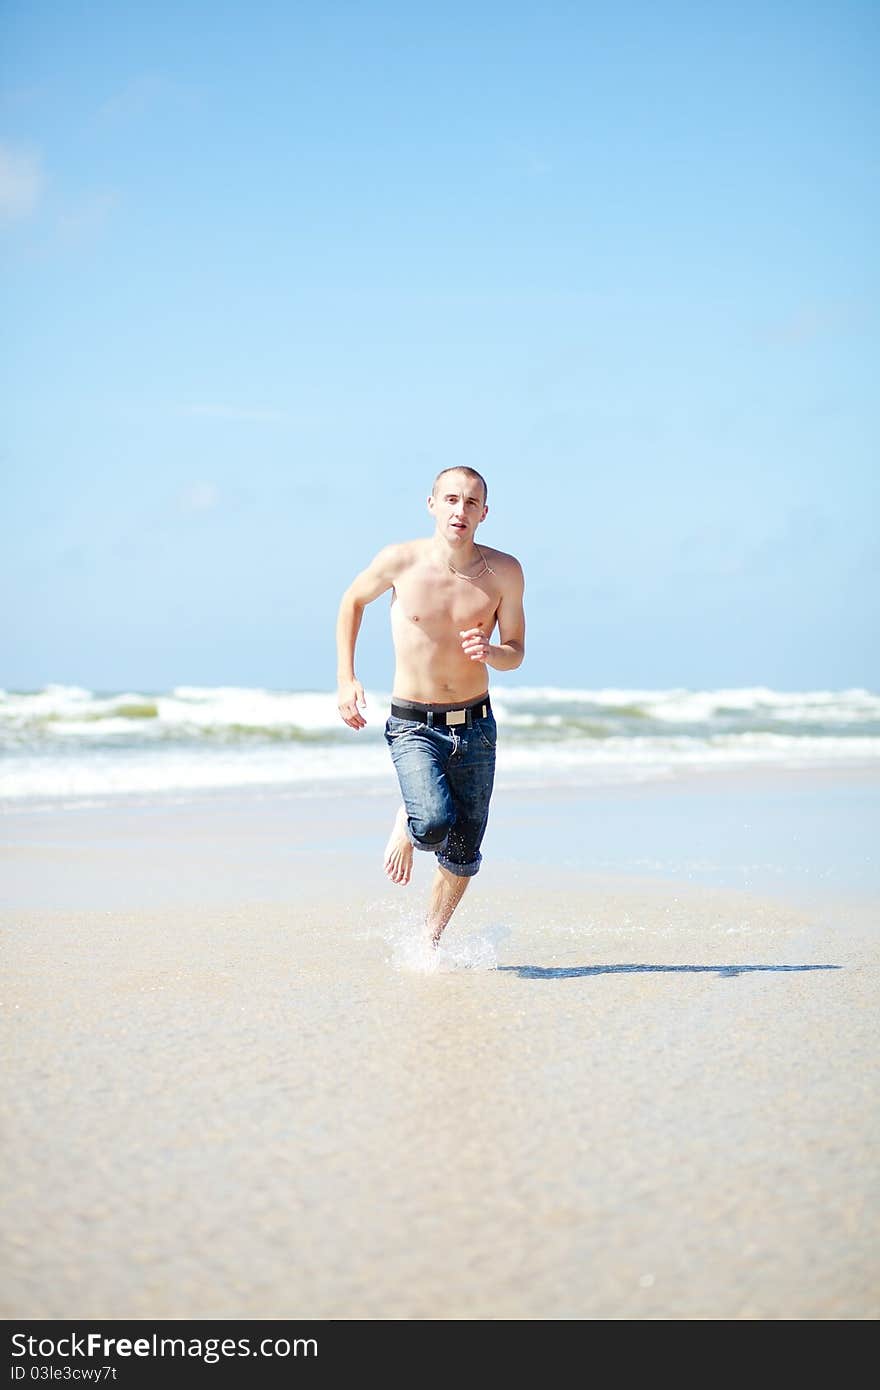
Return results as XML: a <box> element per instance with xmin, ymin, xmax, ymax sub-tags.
<box><xmin>2</xmin><ymin>683</ymin><xmax>879</xmax><ymax>809</ymax></box>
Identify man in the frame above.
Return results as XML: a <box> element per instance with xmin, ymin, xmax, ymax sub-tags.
<box><xmin>336</xmin><ymin>467</ymin><xmax>526</xmax><ymax>946</ymax></box>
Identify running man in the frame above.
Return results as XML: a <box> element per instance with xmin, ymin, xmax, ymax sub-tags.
<box><xmin>336</xmin><ymin>467</ymin><xmax>526</xmax><ymax>945</ymax></box>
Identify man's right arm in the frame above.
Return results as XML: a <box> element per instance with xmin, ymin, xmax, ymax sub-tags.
<box><xmin>335</xmin><ymin>544</ymin><xmax>402</xmax><ymax>729</ymax></box>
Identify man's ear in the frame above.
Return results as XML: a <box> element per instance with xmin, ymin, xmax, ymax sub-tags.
<box><xmin>427</xmin><ymin>493</ymin><xmax>436</xmax><ymax>514</ymax></box>
<box><xmin>481</xmin><ymin>504</ymin><xmax>489</xmax><ymax>523</ymax></box>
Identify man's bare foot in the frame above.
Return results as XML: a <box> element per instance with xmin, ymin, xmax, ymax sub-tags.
<box><xmin>383</xmin><ymin>806</ymin><xmax>413</xmax><ymax>885</ymax></box>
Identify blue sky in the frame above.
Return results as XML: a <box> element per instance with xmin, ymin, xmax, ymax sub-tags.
<box><xmin>2</xmin><ymin>1</ymin><xmax>877</xmax><ymax>692</ymax></box>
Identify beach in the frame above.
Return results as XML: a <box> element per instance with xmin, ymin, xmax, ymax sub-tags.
<box><xmin>2</xmin><ymin>764</ymin><xmax>878</xmax><ymax>1320</ymax></box>
<box><xmin>7</xmin><ymin>0</ymin><xmax>878</xmax><ymax>1333</ymax></box>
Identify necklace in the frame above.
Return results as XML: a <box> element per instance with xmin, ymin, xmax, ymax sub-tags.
<box><xmin>445</xmin><ymin>543</ymin><xmax>495</xmax><ymax>581</ymax></box>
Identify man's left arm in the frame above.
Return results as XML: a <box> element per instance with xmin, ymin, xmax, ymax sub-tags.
<box><xmin>460</xmin><ymin>560</ymin><xmax>525</xmax><ymax>671</ymax></box>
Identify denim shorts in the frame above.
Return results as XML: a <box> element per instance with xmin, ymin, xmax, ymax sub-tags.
<box><xmin>384</xmin><ymin>706</ymin><xmax>497</xmax><ymax>877</ymax></box>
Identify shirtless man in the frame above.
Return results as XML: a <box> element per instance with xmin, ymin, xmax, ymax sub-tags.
<box><xmin>336</xmin><ymin>467</ymin><xmax>526</xmax><ymax>945</ymax></box>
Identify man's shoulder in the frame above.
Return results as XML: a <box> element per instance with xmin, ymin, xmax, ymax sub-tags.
<box><xmin>482</xmin><ymin>546</ymin><xmax>524</xmax><ymax>582</ymax></box>
<box><xmin>371</xmin><ymin>538</ymin><xmax>428</xmax><ymax>574</ymax></box>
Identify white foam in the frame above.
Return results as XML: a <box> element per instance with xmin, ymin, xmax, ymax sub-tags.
<box><xmin>0</xmin><ymin>743</ymin><xmax>394</xmax><ymax>800</ymax></box>
<box><xmin>491</xmin><ymin>684</ymin><xmax>880</xmax><ymax>724</ymax></box>
<box><xmin>0</xmin><ymin>684</ymin><xmax>395</xmax><ymax>736</ymax></box>
<box><xmin>161</xmin><ymin>687</ymin><xmax>356</xmax><ymax>732</ymax></box>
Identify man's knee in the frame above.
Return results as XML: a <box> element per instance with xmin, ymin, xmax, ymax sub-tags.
<box><xmin>408</xmin><ymin>808</ymin><xmax>451</xmax><ymax>851</ymax></box>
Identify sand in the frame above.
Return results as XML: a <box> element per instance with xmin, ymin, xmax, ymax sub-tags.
<box><xmin>1</xmin><ymin>768</ymin><xmax>878</xmax><ymax>1320</ymax></box>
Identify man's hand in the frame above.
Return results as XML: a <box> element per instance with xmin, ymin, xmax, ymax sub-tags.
<box><xmin>460</xmin><ymin>628</ymin><xmax>491</xmax><ymax>663</ymax></box>
<box><xmin>338</xmin><ymin>679</ymin><xmax>367</xmax><ymax>729</ymax></box>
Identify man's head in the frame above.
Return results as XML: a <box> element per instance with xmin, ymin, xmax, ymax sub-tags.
<box><xmin>428</xmin><ymin>468</ymin><xmax>489</xmax><ymax>542</ymax></box>
<box><xmin>432</xmin><ymin>467</ymin><xmax>487</xmax><ymax>506</ymax></box>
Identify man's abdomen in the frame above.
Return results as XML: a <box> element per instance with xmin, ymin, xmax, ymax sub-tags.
<box><xmin>392</xmin><ymin>643</ymin><xmax>488</xmax><ymax>704</ymax></box>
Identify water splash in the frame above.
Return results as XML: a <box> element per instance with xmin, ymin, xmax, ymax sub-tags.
<box><xmin>359</xmin><ymin>898</ymin><xmax>510</xmax><ymax>972</ymax></box>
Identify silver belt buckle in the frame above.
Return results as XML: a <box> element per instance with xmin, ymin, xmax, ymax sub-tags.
<box><xmin>446</xmin><ymin>708</ymin><xmax>466</xmax><ymax>727</ymax></box>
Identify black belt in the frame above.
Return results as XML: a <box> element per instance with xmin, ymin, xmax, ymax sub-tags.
<box><xmin>390</xmin><ymin>696</ymin><xmax>491</xmax><ymax>729</ymax></box>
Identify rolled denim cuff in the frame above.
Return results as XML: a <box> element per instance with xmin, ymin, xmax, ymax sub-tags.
<box><xmin>435</xmin><ymin>850</ymin><xmax>482</xmax><ymax>878</ymax></box>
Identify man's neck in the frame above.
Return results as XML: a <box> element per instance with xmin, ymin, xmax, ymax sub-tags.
<box><xmin>432</xmin><ymin>533</ymin><xmax>481</xmax><ymax>571</ymax></box>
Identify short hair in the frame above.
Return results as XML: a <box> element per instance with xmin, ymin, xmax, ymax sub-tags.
<box><xmin>432</xmin><ymin>467</ymin><xmax>488</xmax><ymax>505</ymax></box>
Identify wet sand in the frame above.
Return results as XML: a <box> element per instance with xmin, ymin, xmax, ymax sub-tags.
<box><xmin>2</xmin><ymin>769</ymin><xmax>878</xmax><ymax>1319</ymax></box>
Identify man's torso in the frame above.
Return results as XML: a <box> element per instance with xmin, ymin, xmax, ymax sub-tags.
<box><xmin>389</xmin><ymin>539</ymin><xmax>505</xmax><ymax>703</ymax></box>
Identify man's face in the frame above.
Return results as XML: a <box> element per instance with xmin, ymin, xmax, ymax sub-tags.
<box><xmin>428</xmin><ymin>473</ymin><xmax>488</xmax><ymax>542</ymax></box>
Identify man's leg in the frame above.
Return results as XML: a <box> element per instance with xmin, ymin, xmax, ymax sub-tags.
<box><xmin>384</xmin><ymin>719</ymin><xmax>455</xmax><ymax>886</ymax></box>
<box><xmin>428</xmin><ymin>714</ymin><xmax>496</xmax><ymax>943</ymax></box>
<box><xmin>427</xmin><ymin>863</ymin><xmax>471</xmax><ymax>946</ymax></box>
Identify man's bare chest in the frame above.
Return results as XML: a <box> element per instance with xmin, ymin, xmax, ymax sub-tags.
<box><xmin>392</xmin><ymin>565</ymin><xmax>499</xmax><ymax>635</ymax></box>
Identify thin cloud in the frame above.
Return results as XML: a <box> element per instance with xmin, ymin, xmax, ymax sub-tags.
<box><xmin>176</xmin><ymin>483</ymin><xmax>220</xmax><ymax>515</ymax></box>
<box><xmin>524</xmin><ymin>150</ymin><xmax>552</xmax><ymax>177</ymax></box>
<box><xmin>182</xmin><ymin>404</ymin><xmax>290</xmax><ymax>424</ymax></box>
<box><xmin>0</xmin><ymin>141</ymin><xmax>44</xmax><ymax>222</ymax></box>
<box><xmin>758</xmin><ymin>301</ymin><xmax>861</xmax><ymax>346</ymax></box>
<box><xmin>506</xmin><ymin>139</ymin><xmax>553</xmax><ymax>178</ymax></box>
<box><xmin>97</xmin><ymin>73</ymin><xmax>202</xmax><ymax>124</ymax></box>
<box><xmin>57</xmin><ymin>191</ymin><xmax>118</xmax><ymax>244</ymax></box>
